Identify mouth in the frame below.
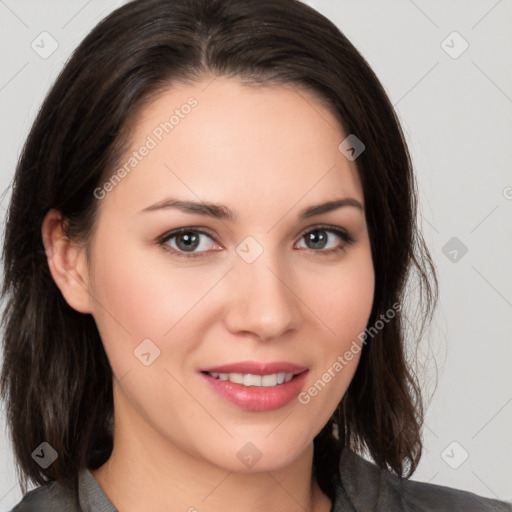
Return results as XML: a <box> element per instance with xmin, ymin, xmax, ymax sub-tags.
<box><xmin>199</xmin><ymin>361</ymin><xmax>309</xmax><ymax>411</ymax></box>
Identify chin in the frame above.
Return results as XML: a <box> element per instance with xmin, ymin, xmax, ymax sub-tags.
<box><xmin>197</xmin><ymin>431</ymin><xmax>314</xmax><ymax>473</ymax></box>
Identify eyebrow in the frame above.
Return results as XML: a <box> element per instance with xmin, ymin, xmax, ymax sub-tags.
<box><xmin>139</xmin><ymin>196</ymin><xmax>363</xmax><ymax>221</ymax></box>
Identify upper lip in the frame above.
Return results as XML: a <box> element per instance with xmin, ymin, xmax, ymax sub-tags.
<box><xmin>200</xmin><ymin>361</ymin><xmax>308</xmax><ymax>375</ymax></box>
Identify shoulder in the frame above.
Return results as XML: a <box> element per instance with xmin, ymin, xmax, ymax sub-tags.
<box><xmin>399</xmin><ymin>478</ymin><xmax>512</xmax><ymax>511</ymax></box>
<box><xmin>337</xmin><ymin>449</ymin><xmax>512</xmax><ymax>512</ymax></box>
<box><xmin>9</xmin><ymin>478</ymin><xmax>80</xmax><ymax>512</ymax></box>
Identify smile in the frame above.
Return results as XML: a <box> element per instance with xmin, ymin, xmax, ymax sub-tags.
<box><xmin>199</xmin><ymin>361</ymin><xmax>309</xmax><ymax>411</ymax></box>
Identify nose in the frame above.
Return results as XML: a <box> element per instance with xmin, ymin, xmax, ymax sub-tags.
<box><xmin>223</xmin><ymin>249</ymin><xmax>303</xmax><ymax>342</ymax></box>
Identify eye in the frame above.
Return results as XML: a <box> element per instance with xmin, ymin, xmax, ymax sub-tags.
<box><xmin>158</xmin><ymin>228</ymin><xmax>219</xmax><ymax>259</ymax></box>
<box><xmin>295</xmin><ymin>225</ymin><xmax>354</xmax><ymax>255</ymax></box>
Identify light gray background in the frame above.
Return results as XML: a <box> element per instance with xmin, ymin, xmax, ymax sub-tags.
<box><xmin>1</xmin><ymin>0</ymin><xmax>511</xmax><ymax>508</ymax></box>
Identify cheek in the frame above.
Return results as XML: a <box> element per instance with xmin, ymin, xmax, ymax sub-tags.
<box><xmin>86</xmin><ymin>236</ymin><xmax>179</xmax><ymax>373</ymax></box>
<box><xmin>313</xmin><ymin>247</ymin><xmax>375</xmax><ymax>347</ymax></box>
<box><xmin>90</xmin><ymin>238</ymin><xmax>209</xmax><ymax>337</ymax></box>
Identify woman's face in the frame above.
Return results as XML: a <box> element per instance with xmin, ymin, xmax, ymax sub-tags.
<box><xmin>85</xmin><ymin>76</ymin><xmax>374</xmax><ymax>472</ymax></box>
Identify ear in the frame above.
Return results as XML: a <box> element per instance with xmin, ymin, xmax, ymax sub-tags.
<box><xmin>41</xmin><ymin>209</ymin><xmax>93</xmax><ymax>314</ymax></box>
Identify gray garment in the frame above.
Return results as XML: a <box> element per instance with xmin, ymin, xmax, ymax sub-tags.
<box><xmin>10</xmin><ymin>449</ymin><xmax>512</xmax><ymax>511</ymax></box>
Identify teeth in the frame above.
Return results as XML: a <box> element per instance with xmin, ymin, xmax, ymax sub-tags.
<box><xmin>207</xmin><ymin>372</ymin><xmax>295</xmax><ymax>387</ymax></box>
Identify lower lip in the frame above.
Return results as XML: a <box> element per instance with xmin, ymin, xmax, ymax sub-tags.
<box><xmin>200</xmin><ymin>371</ymin><xmax>309</xmax><ymax>412</ymax></box>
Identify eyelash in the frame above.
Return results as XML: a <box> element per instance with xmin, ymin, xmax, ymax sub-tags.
<box><xmin>157</xmin><ymin>225</ymin><xmax>355</xmax><ymax>260</ymax></box>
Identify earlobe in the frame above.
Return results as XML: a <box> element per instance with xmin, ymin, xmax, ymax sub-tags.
<box><xmin>41</xmin><ymin>209</ymin><xmax>93</xmax><ymax>314</ymax></box>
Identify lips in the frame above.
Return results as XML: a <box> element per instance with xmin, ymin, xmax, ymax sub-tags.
<box><xmin>199</xmin><ymin>361</ymin><xmax>309</xmax><ymax>411</ymax></box>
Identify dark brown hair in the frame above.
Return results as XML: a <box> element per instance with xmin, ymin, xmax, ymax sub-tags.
<box><xmin>1</xmin><ymin>0</ymin><xmax>437</xmax><ymax>504</ymax></box>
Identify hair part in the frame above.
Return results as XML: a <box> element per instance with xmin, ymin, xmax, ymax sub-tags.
<box><xmin>1</xmin><ymin>0</ymin><xmax>437</xmax><ymax>503</ymax></box>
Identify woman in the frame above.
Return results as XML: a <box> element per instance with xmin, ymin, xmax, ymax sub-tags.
<box><xmin>1</xmin><ymin>0</ymin><xmax>509</xmax><ymax>510</ymax></box>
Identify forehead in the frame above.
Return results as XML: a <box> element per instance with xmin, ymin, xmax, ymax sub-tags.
<box><xmin>100</xmin><ymin>76</ymin><xmax>363</xmax><ymax>217</ymax></box>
